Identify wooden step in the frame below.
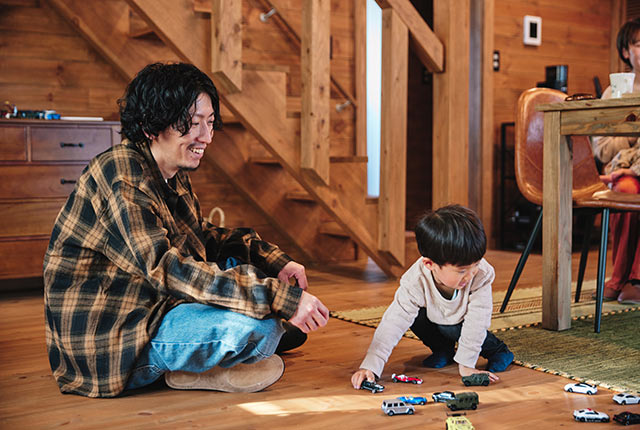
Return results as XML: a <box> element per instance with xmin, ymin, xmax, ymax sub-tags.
<box><xmin>285</xmin><ymin>190</ymin><xmax>316</xmax><ymax>202</ymax></box>
<box><xmin>329</xmin><ymin>156</ymin><xmax>368</xmax><ymax>163</ymax></box>
<box><xmin>365</xmin><ymin>196</ymin><xmax>378</xmax><ymax>205</ymax></box>
<box><xmin>249</xmin><ymin>156</ymin><xmax>281</xmax><ymax>166</ymax></box>
<box><xmin>318</xmin><ymin>221</ymin><xmax>349</xmax><ymax>237</ymax></box>
<box><xmin>243</xmin><ymin>63</ymin><xmax>290</xmax><ymax>73</ymax></box>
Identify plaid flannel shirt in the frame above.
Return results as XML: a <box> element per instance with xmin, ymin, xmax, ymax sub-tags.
<box><xmin>43</xmin><ymin>140</ymin><xmax>301</xmax><ymax>397</ymax></box>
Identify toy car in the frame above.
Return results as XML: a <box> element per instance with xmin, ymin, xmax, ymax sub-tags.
<box><xmin>396</xmin><ymin>395</ymin><xmax>427</xmax><ymax>405</ymax></box>
<box><xmin>381</xmin><ymin>399</ymin><xmax>414</xmax><ymax>416</ymax></box>
<box><xmin>360</xmin><ymin>380</ymin><xmax>385</xmax><ymax>394</ymax></box>
<box><xmin>564</xmin><ymin>382</ymin><xmax>597</xmax><ymax>395</ymax></box>
<box><xmin>445</xmin><ymin>415</ymin><xmax>475</xmax><ymax>430</ymax></box>
<box><xmin>461</xmin><ymin>373</ymin><xmax>490</xmax><ymax>386</ymax></box>
<box><xmin>613</xmin><ymin>393</ymin><xmax>640</xmax><ymax>405</ymax></box>
<box><xmin>573</xmin><ymin>408</ymin><xmax>610</xmax><ymax>423</ymax></box>
<box><xmin>446</xmin><ymin>392</ymin><xmax>479</xmax><ymax>411</ymax></box>
<box><xmin>433</xmin><ymin>391</ymin><xmax>456</xmax><ymax>403</ymax></box>
<box><xmin>391</xmin><ymin>373</ymin><xmax>423</xmax><ymax>384</ymax></box>
<box><xmin>613</xmin><ymin>411</ymin><xmax>640</xmax><ymax>426</ymax></box>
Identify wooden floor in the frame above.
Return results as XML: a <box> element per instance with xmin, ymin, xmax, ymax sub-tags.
<box><xmin>0</xmin><ymin>248</ymin><xmax>633</xmax><ymax>429</ymax></box>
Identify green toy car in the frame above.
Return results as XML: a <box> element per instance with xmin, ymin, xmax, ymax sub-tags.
<box><xmin>446</xmin><ymin>392</ymin><xmax>479</xmax><ymax>411</ymax></box>
<box><xmin>461</xmin><ymin>373</ymin><xmax>489</xmax><ymax>386</ymax></box>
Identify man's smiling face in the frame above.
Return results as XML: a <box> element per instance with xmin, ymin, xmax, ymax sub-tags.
<box><xmin>150</xmin><ymin>92</ymin><xmax>215</xmax><ymax>179</ymax></box>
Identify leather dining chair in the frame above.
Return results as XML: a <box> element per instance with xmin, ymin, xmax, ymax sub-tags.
<box><xmin>499</xmin><ymin>87</ymin><xmax>640</xmax><ymax>332</ymax></box>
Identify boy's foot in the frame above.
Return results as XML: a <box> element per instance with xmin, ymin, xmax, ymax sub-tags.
<box><xmin>486</xmin><ymin>350</ymin><xmax>514</xmax><ymax>373</ymax></box>
<box><xmin>422</xmin><ymin>350</ymin><xmax>455</xmax><ymax>368</ymax></box>
<box><xmin>275</xmin><ymin>321</ymin><xmax>307</xmax><ymax>354</ymax></box>
<box><xmin>164</xmin><ymin>355</ymin><xmax>284</xmax><ymax>393</ymax></box>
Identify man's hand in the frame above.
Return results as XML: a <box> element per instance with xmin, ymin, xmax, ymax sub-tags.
<box><xmin>351</xmin><ymin>368</ymin><xmax>376</xmax><ymax>389</ymax></box>
<box><xmin>458</xmin><ymin>363</ymin><xmax>499</xmax><ymax>383</ymax></box>
<box><xmin>288</xmin><ymin>290</ymin><xmax>329</xmax><ymax>333</ymax></box>
<box><xmin>278</xmin><ymin>261</ymin><xmax>308</xmax><ymax>290</ymax></box>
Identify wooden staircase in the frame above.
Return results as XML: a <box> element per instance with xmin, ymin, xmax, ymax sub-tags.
<box><xmin>46</xmin><ymin>0</ymin><xmax>443</xmax><ymax>278</ymax></box>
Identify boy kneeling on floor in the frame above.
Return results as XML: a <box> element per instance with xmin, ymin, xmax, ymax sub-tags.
<box><xmin>351</xmin><ymin>204</ymin><xmax>514</xmax><ymax>389</ymax></box>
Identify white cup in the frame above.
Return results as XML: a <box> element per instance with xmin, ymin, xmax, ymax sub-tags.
<box><xmin>609</xmin><ymin>72</ymin><xmax>635</xmax><ymax>98</ymax></box>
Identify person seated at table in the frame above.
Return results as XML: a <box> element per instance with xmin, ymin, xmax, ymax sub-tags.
<box><xmin>591</xmin><ymin>18</ymin><xmax>640</xmax><ymax>304</ymax></box>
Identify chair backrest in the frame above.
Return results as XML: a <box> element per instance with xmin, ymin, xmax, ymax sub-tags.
<box><xmin>515</xmin><ymin>88</ymin><xmax>606</xmax><ymax>206</ymax></box>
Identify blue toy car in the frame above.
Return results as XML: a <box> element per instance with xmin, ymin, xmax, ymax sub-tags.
<box><xmin>396</xmin><ymin>395</ymin><xmax>427</xmax><ymax>405</ymax></box>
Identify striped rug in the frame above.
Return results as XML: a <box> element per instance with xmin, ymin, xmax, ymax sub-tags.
<box><xmin>330</xmin><ymin>279</ymin><xmax>640</xmax><ymax>394</ymax></box>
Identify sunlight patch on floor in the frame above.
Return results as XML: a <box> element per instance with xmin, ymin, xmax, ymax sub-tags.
<box><xmin>237</xmin><ymin>394</ymin><xmax>382</xmax><ymax>416</ymax></box>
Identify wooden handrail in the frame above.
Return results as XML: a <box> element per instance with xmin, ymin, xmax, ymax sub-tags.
<box><xmin>375</xmin><ymin>0</ymin><xmax>443</xmax><ymax>73</ymax></box>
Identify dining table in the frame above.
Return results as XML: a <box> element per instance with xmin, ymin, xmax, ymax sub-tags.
<box><xmin>536</xmin><ymin>95</ymin><xmax>640</xmax><ymax>331</ymax></box>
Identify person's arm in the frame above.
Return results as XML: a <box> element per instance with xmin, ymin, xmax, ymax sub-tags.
<box><xmin>591</xmin><ymin>86</ymin><xmax>636</xmax><ymax>164</ymax></box>
<box><xmin>104</xmin><ymin>179</ymin><xmax>301</xmax><ymax>320</ymax></box>
<box><xmin>454</xmin><ymin>261</ymin><xmax>496</xmax><ymax>380</ymax></box>
<box><xmin>355</xmin><ymin>269</ymin><xmax>425</xmax><ymax>384</ymax></box>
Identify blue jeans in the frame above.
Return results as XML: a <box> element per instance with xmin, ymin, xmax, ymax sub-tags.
<box><xmin>125</xmin><ymin>303</ymin><xmax>285</xmax><ymax>390</ymax></box>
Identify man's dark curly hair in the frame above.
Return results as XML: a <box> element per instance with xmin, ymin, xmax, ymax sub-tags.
<box><xmin>617</xmin><ymin>18</ymin><xmax>640</xmax><ymax>69</ymax></box>
<box><xmin>414</xmin><ymin>204</ymin><xmax>486</xmax><ymax>267</ymax></box>
<box><xmin>118</xmin><ymin>62</ymin><xmax>222</xmax><ymax>144</ymax></box>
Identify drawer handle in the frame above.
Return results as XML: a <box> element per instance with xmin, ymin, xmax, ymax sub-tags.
<box><xmin>59</xmin><ymin>142</ymin><xmax>85</xmax><ymax>148</ymax></box>
<box><xmin>60</xmin><ymin>178</ymin><xmax>77</xmax><ymax>185</ymax></box>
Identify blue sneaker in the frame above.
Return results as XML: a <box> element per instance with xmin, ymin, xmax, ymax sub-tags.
<box><xmin>487</xmin><ymin>350</ymin><xmax>514</xmax><ymax>373</ymax></box>
<box><xmin>422</xmin><ymin>350</ymin><xmax>455</xmax><ymax>368</ymax></box>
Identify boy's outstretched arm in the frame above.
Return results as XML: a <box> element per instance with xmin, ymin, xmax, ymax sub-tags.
<box><xmin>351</xmin><ymin>368</ymin><xmax>376</xmax><ymax>389</ymax></box>
<box><xmin>458</xmin><ymin>363</ymin><xmax>499</xmax><ymax>383</ymax></box>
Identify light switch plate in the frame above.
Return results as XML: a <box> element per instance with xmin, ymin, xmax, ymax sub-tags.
<box><xmin>523</xmin><ymin>15</ymin><xmax>542</xmax><ymax>46</ymax></box>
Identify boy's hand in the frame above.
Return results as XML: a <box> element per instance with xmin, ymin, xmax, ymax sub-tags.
<box><xmin>351</xmin><ymin>368</ymin><xmax>376</xmax><ymax>389</ymax></box>
<box><xmin>458</xmin><ymin>363</ymin><xmax>499</xmax><ymax>383</ymax></box>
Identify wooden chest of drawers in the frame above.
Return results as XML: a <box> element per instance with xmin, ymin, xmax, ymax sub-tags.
<box><xmin>0</xmin><ymin>119</ymin><xmax>120</xmax><ymax>281</ymax></box>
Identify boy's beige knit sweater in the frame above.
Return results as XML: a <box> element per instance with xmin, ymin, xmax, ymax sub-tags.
<box><xmin>360</xmin><ymin>257</ymin><xmax>495</xmax><ymax>377</ymax></box>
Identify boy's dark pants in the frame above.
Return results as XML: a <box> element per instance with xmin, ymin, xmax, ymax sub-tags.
<box><xmin>410</xmin><ymin>308</ymin><xmax>509</xmax><ymax>359</ymax></box>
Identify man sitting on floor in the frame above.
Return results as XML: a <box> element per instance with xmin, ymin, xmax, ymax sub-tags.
<box><xmin>43</xmin><ymin>62</ymin><xmax>329</xmax><ymax>398</ymax></box>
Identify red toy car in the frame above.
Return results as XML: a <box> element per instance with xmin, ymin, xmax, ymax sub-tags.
<box><xmin>391</xmin><ymin>373</ymin><xmax>423</xmax><ymax>384</ymax></box>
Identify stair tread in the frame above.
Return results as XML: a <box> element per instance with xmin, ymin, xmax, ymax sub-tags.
<box><xmin>319</xmin><ymin>221</ymin><xmax>349</xmax><ymax>237</ymax></box>
<box><xmin>285</xmin><ymin>190</ymin><xmax>316</xmax><ymax>202</ymax></box>
<box><xmin>249</xmin><ymin>156</ymin><xmax>281</xmax><ymax>165</ymax></box>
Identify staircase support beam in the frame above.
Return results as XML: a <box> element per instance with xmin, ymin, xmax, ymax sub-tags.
<box><xmin>211</xmin><ymin>0</ymin><xmax>243</xmax><ymax>93</ymax></box>
<box><xmin>432</xmin><ymin>0</ymin><xmax>470</xmax><ymax>207</ymax></box>
<box><xmin>301</xmin><ymin>0</ymin><xmax>331</xmax><ymax>185</ymax></box>
<box><xmin>378</xmin><ymin>7</ymin><xmax>408</xmax><ymax>267</ymax></box>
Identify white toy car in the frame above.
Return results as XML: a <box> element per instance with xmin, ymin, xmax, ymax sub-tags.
<box><xmin>613</xmin><ymin>392</ymin><xmax>640</xmax><ymax>405</ymax></box>
<box><xmin>573</xmin><ymin>408</ymin><xmax>609</xmax><ymax>423</ymax></box>
<box><xmin>564</xmin><ymin>382</ymin><xmax>597</xmax><ymax>395</ymax></box>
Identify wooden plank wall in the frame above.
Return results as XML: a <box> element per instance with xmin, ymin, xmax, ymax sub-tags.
<box><xmin>491</xmin><ymin>0</ymin><xmax>612</xmax><ymax>240</ymax></box>
<box><xmin>493</xmin><ymin>0</ymin><xmax>612</xmax><ymax>138</ymax></box>
<box><xmin>0</xmin><ymin>0</ymin><xmax>126</xmax><ymax>120</ymax></box>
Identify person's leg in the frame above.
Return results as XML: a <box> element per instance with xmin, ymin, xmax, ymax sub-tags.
<box><xmin>418</xmin><ymin>320</ymin><xmax>514</xmax><ymax>373</ymax></box>
<box><xmin>410</xmin><ymin>308</ymin><xmax>456</xmax><ymax>368</ymax></box>
<box><xmin>126</xmin><ymin>303</ymin><xmax>285</xmax><ymax>391</ymax></box>
<box><xmin>479</xmin><ymin>331</ymin><xmax>514</xmax><ymax>373</ymax></box>
<box><xmin>610</xmin><ymin>177</ymin><xmax>640</xmax><ymax>303</ymax></box>
<box><xmin>617</xmin><ymin>212</ymin><xmax>640</xmax><ymax>303</ymax></box>
<box><xmin>605</xmin><ymin>212</ymin><xmax>630</xmax><ymax>294</ymax></box>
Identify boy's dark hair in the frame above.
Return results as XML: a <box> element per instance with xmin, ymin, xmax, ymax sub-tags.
<box><xmin>617</xmin><ymin>18</ymin><xmax>640</xmax><ymax>69</ymax></box>
<box><xmin>118</xmin><ymin>62</ymin><xmax>222</xmax><ymax>145</ymax></box>
<box><xmin>414</xmin><ymin>204</ymin><xmax>486</xmax><ymax>267</ymax></box>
